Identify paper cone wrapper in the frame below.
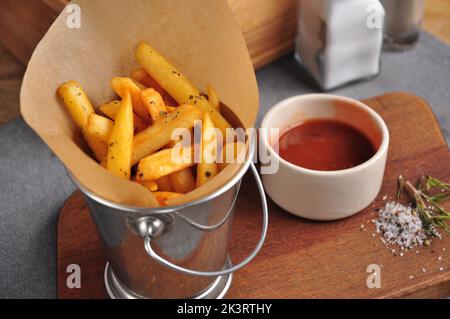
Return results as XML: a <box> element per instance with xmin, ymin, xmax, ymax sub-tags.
<box><xmin>20</xmin><ymin>0</ymin><xmax>259</xmax><ymax>208</ymax></box>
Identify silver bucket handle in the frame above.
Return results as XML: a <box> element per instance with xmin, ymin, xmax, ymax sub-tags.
<box><xmin>173</xmin><ymin>181</ymin><xmax>241</xmax><ymax>231</ymax></box>
<box><xmin>143</xmin><ymin>162</ymin><xmax>268</xmax><ymax>277</ymax></box>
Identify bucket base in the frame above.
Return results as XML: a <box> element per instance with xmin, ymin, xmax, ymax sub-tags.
<box><xmin>104</xmin><ymin>257</ymin><xmax>233</xmax><ymax>299</ymax></box>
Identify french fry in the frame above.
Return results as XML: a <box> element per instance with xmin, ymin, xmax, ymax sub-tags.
<box><xmin>84</xmin><ymin>132</ymin><xmax>109</xmax><ymax>162</ymax></box>
<box><xmin>130</xmin><ymin>67</ymin><xmax>149</xmax><ymax>85</ymax></box>
<box><xmin>100</xmin><ymin>156</ymin><xmax>107</xmax><ymax>168</ymax></box>
<box><xmin>111</xmin><ymin>77</ymin><xmax>150</xmax><ymax>123</ymax></box>
<box><xmin>142</xmin><ymin>92</ymin><xmax>203</xmax><ymax>177</ymax></box>
<box><xmin>140</xmin><ymin>89</ymin><xmax>181</xmax><ymax>150</ymax></box>
<box><xmin>99</xmin><ymin>100</ymin><xmax>121</xmax><ymax>119</ymax></box>
<box><xmin>136</xmin><ymin>180</ymin><xmax>158</xmax><ymax>192</ymax></box>
<box><xmin>218</xmin><ymin>141</ymin><xmax>246</xmax><ymax>171</ymax></box>
<box><xmin>135</xmin><ymin>42</ymin><xmax>231</xmax><ymax>136</ymax></box>
<box><xmin>131</xmin><ymin>67</ymin><xmax>178</xmax><ymax>106</ymax></box>
<box><xmin>156</xmin><ymin>103</ymin><xmax>193</xmax><ymax>190</ymax></box>
<box><xmin>140</xmin><ymin>88</ymin><xmax>168</xmax><ymax>122</ymax></box>
<box><xmin>57</xmin><ymin>80</ymin><xmax>107</xmax><ymax>162</ymax></box>
<box><xmin>106</xmin><ymin>91</ymin><xmax>134</xmax><ymax>179</ymax></box>
<box><xmin>206</xmin><ymin>84</ymin><xmax>221</xmax><ymax>113</ymax></box>
<box><xmin>136</xmin><ymin>146</ymin><xmax>193</xmax><ymax>181</ymax></box>
<box><xmin>196</xmin><ymin>113</ymin><xmax>219</xmax><ymax>187</ymax></box>
<box><xmin>132</xmin><ymin>114</ymin><xmax>147</xmax><ymax>133</ymax></box>
<box><xmin>87</xmin><ymin>114</ymin><xmax>113</xmax><ymax>144</ymax></box>
<box><xmin>131</xmin><ymin>104</ymin><xmax>202</xmax><ymax>165</ymax></box>
<box><xmin>169</xmin><ymin>168</ymin><xmax>195</xmax><ymax>193</ymax></box>
<box><xmin>57</xmin><ymin>80</ymin><xmax>94</xmax><ymax>129</ymax></box>
<box><xmin>100</xmin><ymin>99</ymin><xmax>147</xmax><ymax>133</ymax></box>
<box><xmin>152</xmin><ymin>192</ymin><xmax>183</xmax><ymax>206</ymax></box>
<box><xmin>155</xmin><ymin>176</ymin><xmax>173</xmax><ymax>192</ymax></box>
<box><xmin>133</xmin><ymin>80</ymin><xmax>146</xmax><ymax>90</ymax></box>
<box><xmin>58</xmin><ymin>43</ymin><xmax>238</xmax><ymax>207</ymax></box>
<box><xmin>131</xmin><ymin>174</ymin><xmax>158</xmax><ymax>192</ymax></box>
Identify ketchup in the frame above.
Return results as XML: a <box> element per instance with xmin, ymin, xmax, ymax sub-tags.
<box><xmin>274</xmin><ymin>119</ymin><xmax>376</xmax><ymax>171</ymax></box>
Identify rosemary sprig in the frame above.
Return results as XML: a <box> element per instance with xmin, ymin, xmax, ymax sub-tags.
<box><xmin>396</xmin><ymin>175</ymin><xmax>404</xmax><ymax>200</ymax></box>
<box><xmin>398</xmin><ymin>175</ymin><xmax>450</xmax><ymax>236</ymax></box>
<box><xmin>425</xmin><ymin>176</ymin><xmax>450</xmax><ymax>191</ymax></box>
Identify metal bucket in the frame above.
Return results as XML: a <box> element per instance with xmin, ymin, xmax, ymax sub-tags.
<box><xmin>68</xmin><ymin>137</ymin><xmax>268</xmax><ymax>299</ymax></box>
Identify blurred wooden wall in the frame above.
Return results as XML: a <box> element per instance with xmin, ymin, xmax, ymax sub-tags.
<box><xmin>0</xmin><ymin>0</ymin><xmax>299</xmax><ymax>69</ymax></box>
<box><xmin>1</xmin><ymin>0</ymin><xmax>448</xmax><ymax>69</ymax></box>
<box><xmin>228</xmin><ymin>0</ymin><xmax>299</xmax><ymax>69</ymax></box>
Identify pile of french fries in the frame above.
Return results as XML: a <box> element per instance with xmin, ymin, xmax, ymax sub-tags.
<box><xmin>57</xmin><ymin>42</ymin><xmax>242</xmax><ymax>206</ymax></box>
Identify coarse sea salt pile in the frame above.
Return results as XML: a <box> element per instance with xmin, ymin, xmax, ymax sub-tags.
<box><xmin>374</xmin><ymin>201</ymin><xmax>428</xmax><ymax>249</ymax></box>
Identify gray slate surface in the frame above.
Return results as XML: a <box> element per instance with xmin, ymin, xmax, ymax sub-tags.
<box><xmin>0</xmin><ymin>32</ymin><xmax>449</xmax><ymax>298</ymax></box>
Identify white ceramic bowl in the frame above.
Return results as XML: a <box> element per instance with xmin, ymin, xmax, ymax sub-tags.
<box><xmin>260</xmin><ymin>94</ymin><xmax>389</xmax><ymax>220</ymax></box>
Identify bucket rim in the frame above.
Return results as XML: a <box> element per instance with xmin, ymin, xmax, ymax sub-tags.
<box><xmin>67</xmin><ymin>134</ymin><xmax>256</xmax><ymax>214</ymax></box>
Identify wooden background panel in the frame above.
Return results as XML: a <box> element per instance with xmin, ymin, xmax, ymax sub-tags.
<box><xmin>0</xmin><ymin>0</ymin><xmax>63</xmax><ymax>63</ymax></box>
<box><xmin>228</xmin><ymin>0</ymin><xmax>299</xmax><ymax>69</ymax></box>
<box><xmin>0</xmin><ymin>0</ymin><xmax>299</xmax><ymax>68</ymax></box>
<box><xmin>0</xmin><ymin>0</ymin><xmax>449</xmax><ymax>68</ymax></box>
<box><xmin>423</xmin><ymin>0</ymin><xmax>450</xmax><ymax>45</ymax></box>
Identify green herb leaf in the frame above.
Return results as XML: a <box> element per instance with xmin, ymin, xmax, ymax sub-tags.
<box><xmin>402</xmin><ymin>175</ymin><xmax>450</xmax><ymax>238</ymax></box>
<box><xmin>429</xmin><ymin>192</ymin><xmax>450</xmax><ymax>203</ymax></box>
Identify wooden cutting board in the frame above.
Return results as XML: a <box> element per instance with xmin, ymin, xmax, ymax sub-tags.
<box><xmin>57</xmin><ymin>92</ymin><xmax>450</xmax><ymax>299</ymax></box>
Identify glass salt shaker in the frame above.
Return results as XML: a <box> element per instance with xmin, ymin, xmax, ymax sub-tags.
<box><xmin>381</xmin><ymin>0</ymin><xmax>425</xmax><ymax>50</ymax></box>
<box><xmin>295</xmin><ymin>0</ymin><xmax>385</xmax><ymax>91</ymax></box>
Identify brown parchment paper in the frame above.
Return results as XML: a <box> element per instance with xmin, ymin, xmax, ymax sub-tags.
<box><xmin>20</xmin><ymin>0</ymin><xmax>259</xmax><ymax>208</ymax></box>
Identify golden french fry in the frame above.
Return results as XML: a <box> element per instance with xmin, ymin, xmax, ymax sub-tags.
<box><xmin>99</xmin><ymin>100</ymin><xmax>121</xmax><ymax>119</ymax></box>
<box><xmin>106</xmin><ymin>91</ymin><xmax>134</xmax><ymax>179</ymax></box>
<box><xmin>99</xmin><ymin>100</ymin><xmax>120</xmax><ymax>119</ymax></box>
<box><xmin>57</xmin><ymin>80</ymin><xmax>107</xmax><ymax>162</ymax></box>
<box><xmin>152</xmin><ymin>192</ymin><xmax>183</xmax><ymax>206</ymax></box>
<box><xmin>100</xmin><ymin>100</ymin><xmax>147</xmax><ymax>133</ymax></box>
<box><xmin>155</xmin><ymin>176</ymin><xmax>173</xmax><ymax>192</ymax></box>
<box><xmin>135</xmin><ymin>42</ymin><xmax>231</xmax><ymax>136</ymax></box>
<box><xmin>137</xmin><ymin>146</ymin><xmax>193</xmax><ymax>181</ymax></box>
<box><xmin>218</xmin><ymin>141</ymin><xmax>246</xmax><ymax>171</ymax></box>
<box><xmin>169</xmin><ymin>168</ymin><xmax>195</xmax><ymax>193</ymax></box>
<box><xmin>131</xmin><ymin>104</ymin><xmax>202</xmax><ymax>165</ymax></box>
<box><xmin>140</xmin><ymin>89</ymin><xmax>180</xmax><ymax>149</ymax></box>
<box><xmin>196</xmin><ymin>113</ymin><xmax>219</xmax><ymax>187</ymax></box>
<box><xmin>131</xmin><ymin>67</ymin><xmax>178</xmax><ymax>106</ymax></box>
<box><xmin>130</xmin><ymin>67</ymin><xmax>149</xmax><ymax>85</ymax></box>
<box><xmin>131</xmin><ymin>174</ymin><xmax>158</xmax><ymax>192</ymax></box>
<box><xmin>136</xmin><ymin>180</ymin><xmax>158</xmax><ymax>192</ymax></box>
<box><xmin>87</xmin><ymin>114</ymin><xmax>113</xmax><ymax>144</ymax></box>
<box><xmin>133</xmin><ymin>80</ymin><xmax>146</xmax><ymax>90</ymax></box>
<box><xmin>153</xmin><ymin>96</ymin><xmax>195</xmax><ymax>193</ymax></box>
<box><xmin>140</xmin><ymin>88</ymin><xmax>168</xmax><ymax>122</ymax></box>
<box><xmin>84</xmin><ymin>132</ymin><xmax>109</xmax><ymax>162</ymax></box>
<box><xmin>206</xmin><ymin>84</ymin><xmax>221</xmax><ymax>113</ymax></box>
<box><xmin>100</xmin><ymin>156</ymin><xmax>107</xmax><ymax>168</ymax></box>
<box><xmin>111</xmin><ymin>77</ymin><xmax>150</xmax><ymax>123</ymax></box>
<box><xmin>57</xmin><ymin>80</ymin><xmax>95</xmax><ymax>129</ymax></box>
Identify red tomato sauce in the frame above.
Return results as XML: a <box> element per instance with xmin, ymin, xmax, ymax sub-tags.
<box><xmin>274</xmin><ymin>119</ymin><xmax>376</xmax><ymax>171</ymax></box>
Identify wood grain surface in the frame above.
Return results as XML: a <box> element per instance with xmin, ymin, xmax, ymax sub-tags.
<box><xmin>0</xmin><ymin>0</ymin><xmax>449</xmax><ymax>67</ymax></box>
<box><xmin>0</xmin><ymin>0</ymin><xmax>298</xmax><ymax>68</ymax></box>
<box><xmin>57</xmin><ymin>92</ymin><xmax>450</xmax><ymax>299</ymax></box>
<box><xmin>423</xmin><ymin>0</ymin><xmax>450</xmax><ymax>46</ymax></box>
<box><xmin>0</xmin><ymin>45</ymin><xmax>24</xmax><ymax>125</ymax></box>
<box><xmin>228</xmin><ymin>0</ymin><xmax>299</xmax><ymax>69</ymax></box>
